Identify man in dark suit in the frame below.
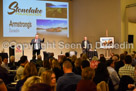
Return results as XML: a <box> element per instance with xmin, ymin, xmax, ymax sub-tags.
<box><xmin>30</xmin><ymin>34</ymin><xmax>44</xmax><ymax>55</ymax></box>
<box><xmin>81</xmin><ymin>37</ymin><xmax>90</xmax><ymax>55</ymax></box>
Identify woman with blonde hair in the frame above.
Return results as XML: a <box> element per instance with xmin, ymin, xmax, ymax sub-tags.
<box><xmin>41</xmin><ymin>70</ymin><xmax>56</xmax><ymax>91</ymax></box>
<box><xmin>21</xmin><ymin>76</ymin><xmax>41</xmax><ymax>91</ymax></box>
<box><xmin>16</xmin><ymin>62</ymin><xmax>37</xmax><ymax>91</ymax></box>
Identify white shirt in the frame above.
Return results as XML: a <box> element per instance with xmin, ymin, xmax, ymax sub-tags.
<box><xmin>35</xmin><ymin>39</ymin><xmax>39</xmax><ymax>50</ymax></box>
<box><xmin>84</xmin><ymin>41</ymin><xmax>87</xmax><ymax>48</ymax></box>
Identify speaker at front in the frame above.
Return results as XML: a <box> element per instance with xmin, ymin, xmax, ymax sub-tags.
<box><xmin>128</xmin><ymin>35</ymin><xmax>134</xmax><ymax>43</ymax></box>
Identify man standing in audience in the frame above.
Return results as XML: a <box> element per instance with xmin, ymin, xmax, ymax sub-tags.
<box><xmin>81</xmin><ymin>37</ymin><xmax>90</xmax><ymax>56</ymax></box>
<box><xmin>1</xmin><ymin>58</ymin><xmax>10</xmax><ymax>71</ymax></box>
<box><xmin>57</xmin><ymin>61</ymin><xmax>81</xmax><ymax>91</ymax></box>
<box><xmin>119</xmin><ymin>55</ymin><xmax>136</xmax><ymax>82</ymax></box>
<box><xmin>16</xmin><ymin>56</ymin><xmax>28</xmax><ymax>80</ymax></box>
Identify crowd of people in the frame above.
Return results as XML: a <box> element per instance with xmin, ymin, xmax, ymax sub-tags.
<box><xmin>0</xmin><ymin>51</ymin><xmax>136</xmax><ymax>91</ymax></box>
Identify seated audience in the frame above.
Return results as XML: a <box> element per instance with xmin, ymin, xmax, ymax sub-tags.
<box><xmin>119</xmin><ymin>55</ymin><xmax>136</xmax><ymax>82</ymax></box>
<box><xmin>107</xmin><ymin>59</ymin><xmax>120</xmax><ymax>90</ymax></box>
<box><xmin>73</xmin><ymin>58</ymin><xmax>82</xmax><ymax>75</ymax></box>
<box><xmin>0</xmin><ymin>79</ymin><xmax>7</xmax><ymax>91</ymax></box>
<box><xmin>16</xmin><ymin>56</ymin><xmax>28</xmax><ymax>80</ymax></box>
<box><xmin>90</xmin><ymin>56</ymin><xmax>100</xmax><ymax>69</ymax></box>
<box><xmin>57</xmin><ymin>61</ymin><xmax>81</xmax><ymax>91</ymax></box>
<box><xmin>76</xmin><ymin>67</ymin><xmax>96</xmax><ymax>91</ymax></box>
<box><xmin>1</xmin><ymin>58</ymin><xmax>10</xmax><ymax>71</ymax></box>
<box><xmin>21</xmin><ymin>76</ymin><xmax>41</xmax><ymax>91</ymax></box>
<box><xmin>38</xmin><ymin>60</ymin><xmax>51</xmax><ymax>76</ymax></box>
<box><xmin>41</xmin><ymin>70</ymin><xmax>56</xmax><ymax>91</ymax></box>
<box><xmin>0</xmin><ymin>56</ymin><xmax>9</xmax><ymax>85</ymax></box>
<box><xmin>27</xmin><ymin>83</ymin><xmax>51</xmax><ymax>91</ymax></box>
<box><xmin>8</xmin><ymin>56</ymin><xmax>17</xmax><ymax>70</ymax></box>
<box><xmin>16</xmin><ymin>62</ymin><xmax>37</xmax><ymax>91</ymax></box>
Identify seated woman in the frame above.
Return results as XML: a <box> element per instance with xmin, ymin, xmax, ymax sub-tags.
<box><xmin>76</xmin><ymin>67</ymin><xmax>97</xmax><ymax>91</ymax></box>
<box><xmin>16</xmin><ymin>62</ymin><xmax>37</xmax><ymax>91</ymax></box>
<box><xmin>38</xmin><ymin>60</ymin><xmax>51</xmax><ymax>76</ymax></box>
<box><xmin>21</xmin><ymin>76</ymin><xmax>41</xmax><ymax>91</ymax></box>
<box><xmin>41</xmin><ymin>70</ymin><xmax>56</xmax><ymax>91</ymax></box>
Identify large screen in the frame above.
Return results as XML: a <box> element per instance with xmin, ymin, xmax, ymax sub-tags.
<box><xmin>3</xmin><ymin>0</ymin><xmax>69</xmax><ymax>37</ymax></box>
<box><xmin>100</xmin><ymin>37</ymin><xmax>114</xmax><ymax>48</ymax></box>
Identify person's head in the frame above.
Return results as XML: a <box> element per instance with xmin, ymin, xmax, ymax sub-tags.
<box><xmin>114</xmin><ymin>54</ymin><xmax>119</xmax><ymax>60</ymax></box>
<box><xmin>84</xmin><ymin>36</ymin><xmax>87</xmax><ymax>41</ymax></box>
<box><xmin>21</xmin><ymin>76</ymin><xmax>41</xmax><ymax>91</ymax></box>
<box><xmin>124</xmin><ymin>51</ymin><xmax>128</xmax><ymax>56</ymax></box>
<box><xmin>74</xmin><ymin>58</ymin><xmax>82</xmax><ymax>68</ymax></box>
<box><xmin>41</xmin><ymin>70</ymin><xmax>56</xmax><ymax>87</ymax></box>
<box><xmin>82</xmin><ymin>67</ymin><xmax>95</xmax><ymax>81</ymax></box>
<box><xmin>92</xmin><ymin>56</ymin><xmax>98</xmax><ymax>61</ymax></box>
<box><xmin>107</xmin><ymin>59</ymin><xmax>115</xmax><ymax>68</ymax></box>
<box><xmin>120</xmin><ymin>54</ymin><xmax>125</xmax><ymax>61</ymax></box>
<box><xmin>81</xmin><ymin>60</ymin><xmax>90</xmax><ymax>69</ymax></box>
<box><xmin>81</xmin><ymin>53</ymin><xmax>88</xmax><ymax>60</ymax></box>
<box><xmin>35</xmin><ymin>34</ymin><xmax>39</xmax><ymax>39</ymax></box>
<box><xmin>125</xmin><ymin>55</ymin><xmax>132</xmax><ymax>64</ymax></box>
<box><xmin>65</xmin><ymin>52</ymin><xmax>70</xmax><ymax>58</ymax></box>
<box><xmin>63</xmin><ymin>61</ymin><xmax>73</xmax><ymax>73</ymax></box>
<box><xmin>99</xmin><ymin>57</ymin><xmax>106</xmax><ymax>63</ymax></box>
<box><xmin>0</xmin><ymin>56</ymin><xmax>2</xmax><ymax>65</ymax></box>
<box><xmin>52</xmin><ymin>59</ymin><xmax>60</xmax><ymax>69</ymax></box>
<box><xmin>3</xmin><ymin>58</ymin><xmax>8</xmax><ymax>64</ymax></box>
<box><xmin>10</xmin><ymin>56</ymin><xmax>15</xmax><ymax>63</ymax></box>
<box><xmin>95</xmin><ymin>62</ymin><xmax>109</xmax><ymax>78</ymax></box>
<box><xmin>43</xmin><ymin>60</ymin><xmax>51</xmax><ymax>70</ymax></box>
<box><xmin>37</xmin><ymin>55</ymin><xmax>42</xmax><ymax>60</ymax></box>
<box><xmin>100</xmin><ymin>54</ymin><xmax>104</xmax><ymax>58</ymax></box>
<box><xmin>27</xmin><ymin>83</ymin><xmax>51</xmax><ymax>91</ymax></box>
<box><xmin>71</xmin><ymin>55</ymin><xmax>77</xmax><ymax>63</ymax></box>
<box><xmin>112</xmin><ymin>55</ymin><xmax>118</xmax><ymax>62</ymax></box>
<box><xmin>22</xmin><ymin>62</ymin><xmax>37</xmax><ymax>79</ymax></box>
<box><xmin>20</xmin><ymin>56</ymin><xmax>28</xmax><ymax>65</ymax></box>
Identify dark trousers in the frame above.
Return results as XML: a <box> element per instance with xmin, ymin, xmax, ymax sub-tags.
<box><xmin>33</xmin><ymin>49</ymin><xmax>40</xmax><ymax>56</ymax></box>
<box><xmin>82</xmin><ymin>48</ymin><xmax>89</xmax><ymax>57</ymax></box>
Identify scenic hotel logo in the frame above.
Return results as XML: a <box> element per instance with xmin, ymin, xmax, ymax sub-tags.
<box><xmin>8</xmin><ymin>1</ymin><xmax>42</xmax><ymax>16</ymax></box>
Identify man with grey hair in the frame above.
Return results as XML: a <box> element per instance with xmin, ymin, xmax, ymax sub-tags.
<box><xmin>57</xmin><ymin>61</ymin><xmax>81</xmax><ymax>91</ymax></box>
